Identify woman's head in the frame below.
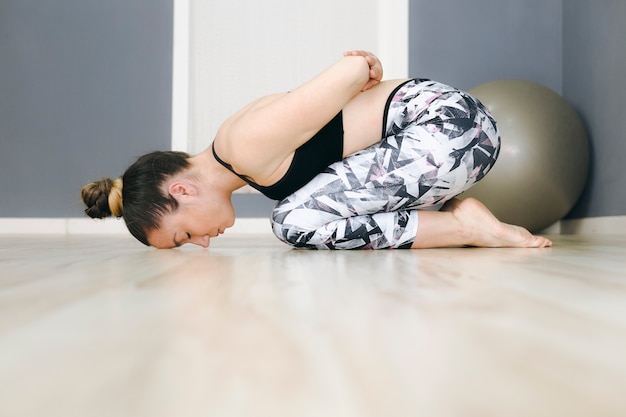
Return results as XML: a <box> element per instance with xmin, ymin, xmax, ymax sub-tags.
<box><xmin>81</xmin><ymin>151</ymin><xmax>191</xmax><ymax>245</ymax></box>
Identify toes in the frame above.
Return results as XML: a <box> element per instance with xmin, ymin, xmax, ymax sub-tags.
<box><xmin>533</xmin><ymin>236</ymin><xmax>552</xmax><ymax>248</ymax></box>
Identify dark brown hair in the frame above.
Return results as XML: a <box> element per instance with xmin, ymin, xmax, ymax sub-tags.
<box><xmin>81</xmin><ymin>151</ymin><xmax>191</xmax><ymax>245</ymax></box>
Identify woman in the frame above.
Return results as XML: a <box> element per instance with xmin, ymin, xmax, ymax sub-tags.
<box><xmin>82</xmin><ymin>51</ymin><xmax>552</xmax><ymax>250</ymax></box>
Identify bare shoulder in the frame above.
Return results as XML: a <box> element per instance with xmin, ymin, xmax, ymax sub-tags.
<box><xmin>213</xmin><ymin>93</ymin><xmax>286</xmax><ymax>153</ymax></box>
<box><xmin>223</xmin><ymin>93</ymin><xmax>287</xmax><ymax>127</ymax></box>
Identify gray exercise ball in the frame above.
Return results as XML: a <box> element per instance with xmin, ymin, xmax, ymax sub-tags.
<box><xmin>462</xmin><ymin>79</ymin><xmax>589</xmax><ymax>232</ymax></box>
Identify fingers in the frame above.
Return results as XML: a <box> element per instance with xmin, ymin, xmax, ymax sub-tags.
<box><xmin>344</xmin><ymin>50</ymin><xmax>376</xmax><ymax>72</ymax></box>
<box><xmin>343</xmin><ymin>50</ymin><xmax>366</xmax><ymax>57</ymax></box>
<box><xmin>367</xmin><ymin>57</ymin><xmax>382</xmax><ymax>78</ymax></box>
<box><xmin>343</xmin><ymin>50</ymin><xmax>375</xmax><ymax>59</ymax></box>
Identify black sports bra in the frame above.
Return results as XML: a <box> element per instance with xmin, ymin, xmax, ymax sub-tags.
<box><xmin>212</xmin><ymin>111</ymin><xmax>344</xmax><ymax>200</ymax></box>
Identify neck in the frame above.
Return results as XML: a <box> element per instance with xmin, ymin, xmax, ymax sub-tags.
<box><xmin>188</xmin><ymin>149</ymin><xmax>247</xmax><ymax>193</ymax></box>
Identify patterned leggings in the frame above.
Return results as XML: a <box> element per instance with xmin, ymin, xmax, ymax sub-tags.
<box><xmin>270</xmin><ymin>79</ymin><xmax>500</xmax><ymax>249</ymax></box>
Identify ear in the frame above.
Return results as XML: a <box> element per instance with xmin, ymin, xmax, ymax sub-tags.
<box><xmin>167</xmin><ymin>180</ymin><xmax>198</xmax><ymax>201</ymax></box>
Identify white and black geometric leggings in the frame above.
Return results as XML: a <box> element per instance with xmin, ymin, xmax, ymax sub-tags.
<box><xmin>270</xmin><ymin>79</ymin><xmax>501</xmax><ymax>249</ymax></box>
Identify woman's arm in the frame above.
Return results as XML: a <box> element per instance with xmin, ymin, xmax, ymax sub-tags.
<box><xmin>215</xmin><ymin>51</ymin><xmax>383</xmax><ymax>183</ymax></box>
<box><xmin>343</xmin><ymin>50</ymin><xmax>383</xmax><ymax>91</ymax></box>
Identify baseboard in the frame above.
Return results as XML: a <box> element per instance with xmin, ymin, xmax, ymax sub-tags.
<box><xmin>1</xmin><ymin>216</ymin><xmax>625</xmax><ymax>236</ymax></box>
<box><xmin>557</xmin><ymin>215</ymin><xmax>626</xmax><ymax>235</ymax></box>
<box><xmin>0</xmin><ymin>217</ymin><xmax>272</xmax><ymax>235</ymax></box>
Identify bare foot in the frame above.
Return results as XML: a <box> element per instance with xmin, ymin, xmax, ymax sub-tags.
<box><xmin>443</xmin><ymin>198</ymin><xmax>553</xmax><ymax>248</ymax></box>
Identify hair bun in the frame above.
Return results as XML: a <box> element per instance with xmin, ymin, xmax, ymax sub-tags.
<box><xmin>81</xmin><ymin>178</ymin><xmax>123</xmax><ymax>218</ymax></box>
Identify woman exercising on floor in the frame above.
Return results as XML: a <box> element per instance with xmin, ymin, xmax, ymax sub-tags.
<box><xmin>81</xmin><ymin>51</ymin><xmax>552</xmax><ymax>249</ymax></box>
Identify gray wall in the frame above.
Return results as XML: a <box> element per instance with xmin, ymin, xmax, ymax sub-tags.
<box><xmin>0</xmin><ymin>0</ymin><xmax>173</xmax><ymax>217</ymax></box>
<box><xmin>562</xmin><ymin>0</ymin><xmax>626</xmax><ymax>218</ymax></box>
<box><xmin>410</xmin><ymin>0</ymin><xmax>626</xmax><ymax>219</ymax></box>
<box><xmin>409</xmin><ymin>0</ymin><xmax>562</xmax><ymax>93</ymax></box>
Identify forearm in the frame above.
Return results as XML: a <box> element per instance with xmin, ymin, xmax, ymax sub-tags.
<box><xmin>292</xmin><ymin>55</ymin><xmax>372</xmax><ymax>108</ymax></box>
<box><xmin>332</xmin><ymin>55</ymin><xmax>373</xmax><ymax>92</ymax></box>
<box><xmin>343</xmin><ymin>50</ymin><xmax>383</xmax><ymax>91</ymax></box>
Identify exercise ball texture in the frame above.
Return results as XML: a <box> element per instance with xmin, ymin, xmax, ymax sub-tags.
<box><xmin>462</xmin><ymin>80</ymin><xmax>589</xmax><ymax>232</ymax></box>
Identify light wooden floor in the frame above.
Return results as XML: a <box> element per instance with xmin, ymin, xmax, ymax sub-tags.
<box><xmin>1</xmin><ymin>233</ymin><xmax>625</xmax><ymax>417</ymax></box>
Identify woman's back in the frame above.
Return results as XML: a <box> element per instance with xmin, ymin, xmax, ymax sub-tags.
<box><xmin>211</xmin><ymin>78</ymin><xmax>408</xmax><ymax>187</ymax></box>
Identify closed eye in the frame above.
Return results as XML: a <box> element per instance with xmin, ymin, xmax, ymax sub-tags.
<box><xmin>186</xmin><ymin>232</ymin><xmax>191</xmax><ymax>240</ymax></box>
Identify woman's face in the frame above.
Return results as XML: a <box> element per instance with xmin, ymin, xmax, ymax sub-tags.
<box><xmin>146</xmin><ymin>195</ymin><xmax>235</xmax><ymax>249</ymax></box>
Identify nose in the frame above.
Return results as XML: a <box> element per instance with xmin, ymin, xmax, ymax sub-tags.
<box><xmin>190</xmin><ymin>235</ymin><xmax>210</xmax><ymax>248</ymax></box>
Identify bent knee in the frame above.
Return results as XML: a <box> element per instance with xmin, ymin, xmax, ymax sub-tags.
<box><xmin>270</xmin><ymin>208</ymin><xmax>308</xmax><ymax>247</ymax></box>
